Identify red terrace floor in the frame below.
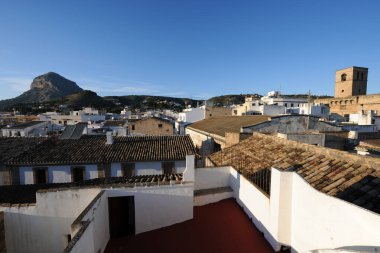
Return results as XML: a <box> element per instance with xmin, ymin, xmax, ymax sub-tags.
<box><xmin>105</xmin><ymin>198</ymin><xmax>275</xmax><ymax>253</ymax></box>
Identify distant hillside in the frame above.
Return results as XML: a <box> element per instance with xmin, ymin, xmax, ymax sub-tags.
<box><xmin>207</xmin><ymin>94</ymin><xmax>262</xmax><ymax>106</ymax></box>
<box><xmin>0</xmin><ymin>72</ymin><xmax>83</xmax><ymax>109</ymax></box>
<box><xmin>104</xmin><ymin>95</ymin><xmax>201</xmax><ymax>111</ymax></box>
<box><xmin>282</xmin><ymin>94</ymin><xmax>333</xmax><ymax>99</ymax></box>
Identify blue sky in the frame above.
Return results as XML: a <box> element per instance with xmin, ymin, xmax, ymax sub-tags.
<box><xmin>1</xmin><ymin>0</ymin><xmax>380</xmax><ymax>100</ymax></box>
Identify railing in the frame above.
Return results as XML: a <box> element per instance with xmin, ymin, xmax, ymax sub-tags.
<box><xmin>208</xmin><ymin>151</ymin><xmax>272</xmax><ymax>196</ymax></box>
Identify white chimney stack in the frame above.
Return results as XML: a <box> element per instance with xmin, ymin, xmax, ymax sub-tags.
<box><xmin>106</xmin><ymin>131</ymin><xmax>113</xmax><ymax>145</ymax></box>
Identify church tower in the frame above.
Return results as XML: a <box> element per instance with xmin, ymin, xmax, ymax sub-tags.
<box><xmin>334</xmin><ymin>66</ymin><xmax>368</xmax><ymax>98</ymax></box>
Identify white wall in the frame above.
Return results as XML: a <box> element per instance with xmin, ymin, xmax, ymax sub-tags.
<box><xmin>288</xmin><ymin>170</ymin><xmax>380</xmax><ymax>253</ymax></box>
<box><xmin>50</xmin><ymin>166</ymin><xmax>71</xmax><ymax>183</ymax></box>
<box><xmin>19</xmin><ymin>165</ymin><xmax>99</xmax><ymax>184</ymax></box>
<box><xmin>85</xmin><ymin>164</ymin><xmax>98</xmax><ymax>180</ymax></box>
<box><xmin>229</xmin><ymin>168</ymin><xmax>279</xmax><ymax>250</ymax></box>
<box><xmin>194</xmin><ymin>167</ymin><xmax>230</xmax><ymax>190</ymax></box>
<box><xmin>111</xmin><ymin>163</ymin><xmax>122</xmax><ymax>177</ymax></box>
<box><xmin>69</xmin><ymin>192</ymin><xmax>109</xmax><ymax>253</ymax></box>
<box><xmin>107</xmin><ymin>184</ymin><xmax>194</xmax><ymax>235</ymax></box>
<box><xmin>111</xmin><ymin>161</ymin><xmax>187</xmax><ymax>177</ymax></box>
<box><xmin>19</xmin><ymin>167</ymin><xmax>33</xmax><ymax>184</ymax></box>
<box><xmin>135</xmin><ymin>162</ymin><xmax>162</xmax><ymax>175</ymax></box>
<box><xmin>175</xmin><ymin>160</ymin><xmax>186</xmax><ymax>173</ymax></box>
<box><xmin>3</xmin><ymin>188</ymin><xmax>100</xmax><ymax>253</ymax></box>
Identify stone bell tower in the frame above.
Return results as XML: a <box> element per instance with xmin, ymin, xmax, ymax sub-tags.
<box><xmin>334</xmin><ymin>66</ymin><xmax>368</xmax><ymax>98</ymax></box>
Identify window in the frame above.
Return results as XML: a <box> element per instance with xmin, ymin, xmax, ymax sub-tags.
<box><xmin>71</xmin><ymin>166</ymin><xmax>85</xmax><ymax>182</ymax></box>
<box><xmin>291</xmin><ymin>103</ymin><xmax>294</xmax><ymax>107</ymax></box>
<box><xmin>158</xmin><ymin>124</ymin><xmax>163</xmax><ymax>128</ymax></box>
<box><xmin>131</xmin><ymin>125</ymin><xmax>135</xmax><ymax>130</ymax></box>
<box><xmin>209</xmin><ymin>114</ymin><xmax>212</xmax><ymax>117</ymax></box>
<box><xmin>341</xmin><ymin>73</ymin><xmax>347</xmax><ymax>81</ymax></box>
<box><xmin>361</xmin><ymin>72</ymin><xmax>364</xmax><ymax>80</ymax></box>
<box><xmin>33</xmin><ymin>167</ymin><xmax>48</xmax><ymax>184</ymax></box>
<box><xmin>342</xmin><ymin>90</ymin><xmax>344</xmax><ymax>93</ymax></box>
<box><xmin>284</xmin><ymin>103</ymin><xmax>287</xmax><ymax>107</ymax></box>
<box><xmin>356</xmin><ymin>72</ymin><xmax>360</xmax><ymax>80</ymax></box>
<box><xmin>122</xmin><ymin>163</ymin><xmax>135</xmax><ymax>177</ymax></box>
<box><xmin>233</xmin><ymin>110</ymin><xmax>237</xmax><ymax>115</ymax></box>
<box><xmin>162</xmin><ymin>161</ymin><xmax>175</xmax><ymax>174</ymax></box>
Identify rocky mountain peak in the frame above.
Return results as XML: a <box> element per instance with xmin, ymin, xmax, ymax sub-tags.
<box><xmin>30</xmin><ymin>72</ymin><xmax>83</xmax><ymax>94</ymax></box>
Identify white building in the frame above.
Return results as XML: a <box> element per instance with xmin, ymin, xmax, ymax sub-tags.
<box><xmin>1</xmin><ymin>133</ymin><xmax>379</xmax><ymax>253</ymax></box>
<box><xmin>0</xmin><ymin>155</ymin><xmax>195</xmax><ymax>253</ymax></box>
<box><xmin>1</xmin><ymin>121</ymin><xmax>48</xmax><ymax>137</ymax></box>
<box><xmin>232</xmin><ymin>91</ymin><xmax>307</xmax><ymax>116</ymax></box>
<box><xmin>299</xmin><ymin>102</ymin><xmax>330</xmax><ymax>118</ymax></box>
<box><xmin>51</xmin><ymin>108</ymin><xmax>106</xmax><ymax>126</ymax></box>
<box><xmin>1</xmin><ymin>135</ymin><xmax>195</xmax><ymax>185</ymax></box>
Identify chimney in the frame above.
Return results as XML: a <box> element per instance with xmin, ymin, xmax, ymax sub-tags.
<box><xmin>106</xmin><ymin>131</ymin><xmax>113</xmax><ymax>145</ymax></box>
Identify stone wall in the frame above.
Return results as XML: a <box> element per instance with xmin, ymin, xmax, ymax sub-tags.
<box><xmin>205</xmin><ymin>107</ymin><xmax>231</xmax><ymax>118</ymax></box>
<box><xmin>130</xmin><ymin>118</ymin><xmax>174</xmax><ymax>136</ymax></box>
<box><xmin>316</xmin><ymin>94</ymin><xmax>380</xmax><ymax>116</ymax></box>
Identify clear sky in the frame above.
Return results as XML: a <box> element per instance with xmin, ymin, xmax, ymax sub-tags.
<box><xmin>1</xmin><ymin>0</ymin><xmax>380</xmax><ymax>100</ymax></box>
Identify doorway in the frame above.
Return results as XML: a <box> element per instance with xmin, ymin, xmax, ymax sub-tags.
<box><xmin>108</xmin><ymin>196</ymin><xmax>135</xmax><ymax>238</ymax></box>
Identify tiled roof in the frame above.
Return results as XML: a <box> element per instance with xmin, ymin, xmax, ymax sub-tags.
<box><xmin>0</xmin><ymin>137</ymin><xmax>46</xmax><ymax>164</ymax></box>
<box><xmin>3</xmin><ymin>121</ymin><xmax>46</xmax><ymax>129</ymax></box>
<box><xmin>59</xmin><ymin>123</ymin><xmax>87</xmax><ymax>140</ymax></box>
<box><xmin>187</xmin><ymin>116</ymin><xmax>271</xmax><ymax>137</ymax></box>
<box><xmin>359</xmin><ymin>139</ymin><xmax>380</xmax><ymax>152</ymax></box>
<box><xmin>209</xmin><ymin>133</ymin><xmax>380</xmax><ymax>214</ymax></box>
<box><xmin>6</xmin><ymin>135</ymin><xmax>195</xmax><ymax>165</ymax></box>
<box><xmin>0</xmin><ymin>173</ymin><xmax>183</xmax><ymax>204</ymax></box>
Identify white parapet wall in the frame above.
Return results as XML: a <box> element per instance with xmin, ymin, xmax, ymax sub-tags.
<box><xmin>287</xmin><ymin>169</ymin><xmax>380</xmax><ymax>253</ymax></box>
<box><xmin>195</xmin><ymin>166</ymin><xmax>380</xmax><ymax>253</ymax></box>
<box><xmin>194</xmin><ymin>166</ymin><xmax>231</xmax><ymax>190</ymax></box>
<box><xmin>3</xmin><ymin>188</ymin><xmax>101</xmax><ymax>253</ymax></box>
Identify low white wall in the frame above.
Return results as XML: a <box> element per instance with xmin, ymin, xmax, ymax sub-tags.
<box><xmin>69</xmin><ymin>222</ymin><xmax>95</xmax><ymax>253</ymax></box>
<box><xmin>70</xmin><ymin>192</ymin><xmax>109</xmax><ymax>253</ymax></box>
<box><xmin>194</xmin><ymin>167</ymin><xmax>230</xmax><ymax>190</ymax></box>
<box><xmin>194</xmin><ymin>191</ymin><xmax>233</xmax><ymax>206</ymax></box>
<box><xmin>289</xmin><ymin>171</ymin><xmax>380</xmax><ymax>253</ymax></box>
<box><xmin>229</xmin><ymin>168</ymin><xmax>279</xmax><ymax>250</ymax></box>
<box><xmin>3</xmin><ymin>188</ymin><xmax>100</xmax><ymax>253</ymax></box>
<box><xmin>107</xmin><ymin>183</ymin><xmax>194</xmax><ymax>235</ymax></box>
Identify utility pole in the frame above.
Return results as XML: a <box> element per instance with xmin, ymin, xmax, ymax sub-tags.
<box><xmin>307</xmin><ymin>90</ymin><xmax>311</xmax><ymax>130</ymax></box>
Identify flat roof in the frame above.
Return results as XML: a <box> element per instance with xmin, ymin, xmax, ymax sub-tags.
<box><xmin>104</xmin><ymin>198</ymin><xmax>274</xmax><ymax>253</ymax></box>
<box><xmin>187</xmin><ymin>116</ymin><xmax>271</xmax><ymax>137</ymax></box>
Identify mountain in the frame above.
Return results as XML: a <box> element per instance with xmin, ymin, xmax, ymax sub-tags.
<box><xmin>0</xmin><ymin>72</ymin><xmax>83</xmax><ymax>109</ymax></box>
<box><xmin>104</xmin><ymin>95</ymin><xmax>200</xmax><ymax>110</ymax></box>
<box><xmin>207</xmin><ymin>94</ymin><xmax>262</xmax><ymax>106</ymax></box>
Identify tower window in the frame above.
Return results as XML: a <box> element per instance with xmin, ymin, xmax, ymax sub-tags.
<box><xmin>342</xmin><ymin>90</ymin><xmax>344</xmax><ymax>93</ymax></box>
<box><xmin>341</xmin><ymin>74</ymin><xmax>347</xmax><ymax>81</ymax></box>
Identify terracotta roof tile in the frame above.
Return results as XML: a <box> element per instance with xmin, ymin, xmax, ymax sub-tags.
<box><xmin>5</xmin><ymin>135</ymin><xmax>195</xmax><ymax>166</ymax></box>
<box><xmin>187</xmin><ymin>116</ymin><xmax>271</xmax><ymax>137</ymax></box>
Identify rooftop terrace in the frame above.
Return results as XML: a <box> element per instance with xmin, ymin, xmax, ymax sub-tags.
<box><xmin>105</xmin><ymin>198</ymin><xmax>275</xmax><ymax>253</ymax></box>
